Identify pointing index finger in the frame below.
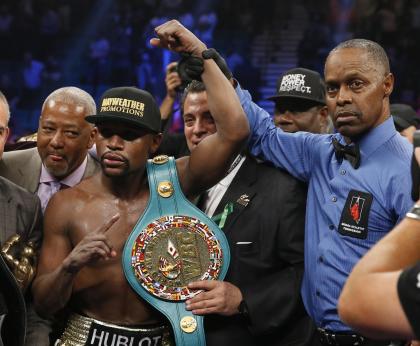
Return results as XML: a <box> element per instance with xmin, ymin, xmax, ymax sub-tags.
<box><xmin>98</xmin><ymin>214</ymin><xmax>120</xmax><ymax>234</ymax></box>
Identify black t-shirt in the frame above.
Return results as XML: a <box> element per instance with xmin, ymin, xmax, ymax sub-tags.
<box><xmin>397</xmin><ymin>261</ymin><xmax>420</xmax><ymax>339</ymax></box>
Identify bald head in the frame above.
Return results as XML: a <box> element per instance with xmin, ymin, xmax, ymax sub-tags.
<box><xmin>42</xmin><ymin>87</ymin><xmax>96</xmax><ymax>118</ymax></box>
<box><xmin>326</xmin><ymin>39</ymin><xmax>390</xmax><ymax>76</ymax></box>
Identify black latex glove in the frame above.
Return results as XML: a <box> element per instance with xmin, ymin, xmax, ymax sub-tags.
<box><xmin>178</xmin><ymin>48</ymin><xmax>232</xmax><ymax>82</ymax></box>
<box><xmin>177</xmin><ymin>53</ymin><xmax>204</xmax><ymax>84</ymax></box>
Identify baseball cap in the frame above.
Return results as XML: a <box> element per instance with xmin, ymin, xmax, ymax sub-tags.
<box><xmin>267</xmin><ymin>68</ymin><xmax>326</xmax><ymax>106</ymax></box>
<box><xmin>86</xmin><ymin>87</ymin><xmax>161</xmax><ymax>133</ymax></box>
<box><xmin>391</xmin><ymin>103</ymin><xmax>420</xmax><ymax>132</ymax></box>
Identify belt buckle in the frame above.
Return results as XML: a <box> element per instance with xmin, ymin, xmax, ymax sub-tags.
<box><xmin>318</xmin><ymin>327</ymin><xmax>370</xmax><ymax>346</ymax></box>
<box><xmin>318</xmin><ymin>328</ymin><xmax>333</xmax><ymax>346</ymax></box>
<box><xmin>352</xmin><ymin>334</ymin><xmax>364</xmax><ymax>346</ymax></box>
<box><xmin>328</xmin><ymin>332</ymin><xmax>338</xmax><ymax>346</ymax></box>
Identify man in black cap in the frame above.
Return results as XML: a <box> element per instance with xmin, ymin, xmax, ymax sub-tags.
<box><xmin>391</xmin><ymin>103</ymin><xmax>420</xmax><ymax>143</ymax></box>
<box><xmin>32</xmin><ymin>19</ymin><xmax>249</xmax><ymax>346</ymax></box>
<box><xmin>268</xmin><ymin>67</ymin><xmax>330</xmax><ymax>134</ymax></box>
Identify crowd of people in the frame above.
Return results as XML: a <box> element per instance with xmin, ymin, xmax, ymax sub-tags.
<box><xmin>1</xmin><ymin>8</ymin><xmax>420</xmax><ymax>346</ymax></box>
<box><xmin>1</xmin><ymin>1</ymin><xmax>420</xmax><ymax>140</ymax></box>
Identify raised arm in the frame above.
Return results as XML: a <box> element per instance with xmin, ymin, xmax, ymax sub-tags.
<box><xmin>150</xmin><ymin>20</ymin><xmax>249</xmax><ymax>196</ymax></box>
<box><xmin>31</xmin><ymin>191</ymin><xmax>119</xmax><ymax>317</ymax></box>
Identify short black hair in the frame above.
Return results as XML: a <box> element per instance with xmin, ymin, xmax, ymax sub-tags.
<box><xmin>181</xmin><ymin>80</ymin><xmax>206</xmax><ymax>113</ymax></box>
<box><xmin>327</xmin><ymin>38</ymin><xmax>390</xmax><ymax>75</ymax></box>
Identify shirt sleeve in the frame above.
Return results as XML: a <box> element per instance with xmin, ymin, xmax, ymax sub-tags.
<box><xmin>397</xmin><ymin>262</ymin><xmax>420</xmax><ymax>339</ymax></box>
<box><xmin>389</xmin><ymin>161</ymin><xmax>414</xmax><ymax>224</ymax></box>
<box><xmin>394</xmin><ymin>188</ymin><xmax>415</xmax><ymax>224</ymax></box>
<box><xmin>236</xmin><ymin>85</ymin><xmax>323</xmax><ymax>182</ymax></box>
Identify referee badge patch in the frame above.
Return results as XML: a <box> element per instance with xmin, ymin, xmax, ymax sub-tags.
<box><xmin>338</xmin><ymin>190</ymin><xmax>373</xmax><ymax>239</ymax></box>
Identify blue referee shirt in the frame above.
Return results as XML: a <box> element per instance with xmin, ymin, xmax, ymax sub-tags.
<box><xmin>237</xmin><ymin>87</ymin><xmax>413</xmax><ymax>332</ymax></box>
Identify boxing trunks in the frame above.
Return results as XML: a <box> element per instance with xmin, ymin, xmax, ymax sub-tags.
<box><xmin>55</xmin><ymin>313</ymin><xmax>174</xmax><ymax>346</ymax></box>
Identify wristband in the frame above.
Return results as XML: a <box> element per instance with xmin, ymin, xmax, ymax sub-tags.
<box><xmin>201</xmin><ymin>48</ymin><xmax>219</xmax><ymax>60</ymax></box>
<box><xmin>200</xmin><ymin>48</ymin><xmax>233</xmax><ymax>80</ymax></box>
<box><xmin>406</xmin><ymin>204</ymin><xmax>420</xmax><ymax>220</ymax></box>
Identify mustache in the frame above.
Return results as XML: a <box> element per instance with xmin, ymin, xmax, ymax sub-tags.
<box><xmin>47</xmin><ymin>151</ymin><xmax>65</xmax><ymax>156</ymax></box>
<box><xmin>335</xmin><ymin>109</ymin><xmax>362</xmax><ymax>118</ymax></box>
<box><xmin>100</xmin><ymin>151</ymin><xmax>129</xmax><ymax>165</ymax></box>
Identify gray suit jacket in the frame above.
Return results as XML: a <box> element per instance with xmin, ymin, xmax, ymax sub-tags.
<box><xmin>0</xmin><ymin>147</ymin><xmax>99</xmax><ymax>345</ymax></box>
<box><xmin>0</xmin><ymin>147</ymin><xmax>100</xmax><ymax>193</ymax></box>
<box><xmin>0</xmin><ymin>176</ymin><xmax>42</xmax><ymax>346</ymax></box>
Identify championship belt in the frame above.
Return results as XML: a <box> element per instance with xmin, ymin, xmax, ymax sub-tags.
<box><xmin>123</xmin><ymin>155</ymin><xmax>230</xmax><ymax>346</ymax></box>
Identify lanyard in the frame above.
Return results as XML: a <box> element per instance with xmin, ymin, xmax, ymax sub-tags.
<box><xmin>226</xmin><ymin>155</ymin><xmax>243</xmax><ymax>175</ymax></box>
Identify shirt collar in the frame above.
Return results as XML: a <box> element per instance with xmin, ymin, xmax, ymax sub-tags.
<box><xmin>40</xmin><ymin>155</ymin><xmax>88</xmax><ymax>187</ymax></box>
<box><xmin>334</xmin><ymin>116</ymin><xmax>397</xmax><ymax>160</ymax></box>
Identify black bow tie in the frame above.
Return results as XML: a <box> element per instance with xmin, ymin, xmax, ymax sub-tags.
<box><xmin>332</xmin><ymin>138</ymin><xmax>361</xmax><ymax>169</ymax></box>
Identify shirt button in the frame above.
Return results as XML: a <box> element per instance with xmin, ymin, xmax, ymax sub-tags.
<box><xmin>316</xmin><ymin>290</ymin><xmax>320</xmax><ymax>297</ymax></box>
<box><xmin>331</xmin><ymin>196</ymin><xmax>337</xmax><ymax>202</ymax></box>
<box><xmin>340</xmin><ymin>169</ymin><xmax>346</xmax><ymax>175</ymax></box>
<box><xmin>319</xmin><ymin>256</ymin><xmax>324</xmax><ymax>263</ymax></box>
<box><xmin>329</xmin><ymin>225</ymin><xmax>334</xmax><ymax>230</ymax></box>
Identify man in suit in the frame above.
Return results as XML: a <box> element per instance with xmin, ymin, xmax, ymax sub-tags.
<box><xmin>0</xmin><ymin>91</ymin><xmax>42</xmax><ymax>346</ymax></box>
<box><xmin>181</xmin><ymin>80</ymin><xmax>312</xmax><ymax>345</ymax></box>
<box><xmin>0</xmin><ymin>86</ymin><xmax>100</xmax><ymax>345</ymax></box>
<box><xmin>0</xmin><ymin>86</ymin><xmax>99</xmax><ymax>212</ymax></box>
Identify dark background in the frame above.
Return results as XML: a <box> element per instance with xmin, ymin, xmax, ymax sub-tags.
<box><xmin>0</xmin><ymin>0</ymin><xmax>419</xmax><ymax>140</ymax></box>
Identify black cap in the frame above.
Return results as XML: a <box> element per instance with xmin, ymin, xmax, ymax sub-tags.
<box><xmin>86</xmin><ymin>87</ymin><xmax>161</xmax><ymax>133</ymax></box>
<box><xmin>391</xmin><ymin>103</ymin><xmax>419</xmax><ymax>132</ymax></box>
<box><xmin>267</xmin><ymin>68</ymin><xmax>326</xmax><ymax>105</ymax></box>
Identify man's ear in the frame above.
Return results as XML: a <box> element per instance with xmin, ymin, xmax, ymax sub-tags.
<box><xmin>383</xmin><ymin>73</ymin><xmax>394</xmax><ymax>98</ymax></box>
<box><xmin>0</xmin><ymin>127</ymin><xmax>9</xmax><ymax>158</ymax></box>
<box><xmin>318</xmin><ymin>106</ymin><xmax>329</xmax><ymax>132</ymax></box>
<box><xmin>87</xmin><ymin>126</ymin><xmax>97</xmax><ymax>149</ymax></box>
<box><xmin>150</xmin><ymin>133</ymin><xmax>163</xmax><ymax>155</ymax></box>
<box><xmin>319</xmin><ymin>105</ymin><xmax>329</xmax><ymax>119</ymax></box>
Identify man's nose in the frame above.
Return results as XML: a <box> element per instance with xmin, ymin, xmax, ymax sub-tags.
<box><xmin>336</xmin><ymin>85</ymin><xmax>352</xmax><ymax>106</ymax></box>
<box><xmin>279</xmin><ymin>110</ymin><xmax>294</xmax><ymax>120</ymax></box>
<box><xmin>107</xmin><ymin>134</ymin><xmax>124</xmax><ymax>150</ymax></box>
<box><xmin>49</xmin><ymin>131</ymin><xmax>65</xmax><ymax>148</ymax></box>
<box><xmin>192</xmin><ymin>120</ymin><xmax>206</xmax><ymax>135</ymax></box>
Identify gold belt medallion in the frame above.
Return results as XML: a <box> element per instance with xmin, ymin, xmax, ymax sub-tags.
<box><xmin>130</xmin><ymin>215</ymin><xmax>223</xmax><ymax>301</ymax></box>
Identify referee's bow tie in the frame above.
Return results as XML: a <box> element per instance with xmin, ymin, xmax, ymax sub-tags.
<box><xmin>332</xmin><ymin>138</ymin><xmax>361</xmax><ymax>169</ymax></box>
